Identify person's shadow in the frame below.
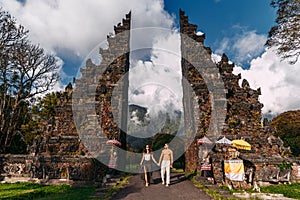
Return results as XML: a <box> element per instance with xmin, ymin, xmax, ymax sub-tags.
<box><xmin>152</xmin><ymin>171</ymin><xmax>187</xmax><ymax>185</ymax></box>
<box><xmin>151</xmin><ymin>170</ymin><xmax>161</xmax><ymax>184</ymax></box>
<box><xmin>170</xmin><ymin>173</ymin><xmax>187</xmax><ymax>185</ymax></box>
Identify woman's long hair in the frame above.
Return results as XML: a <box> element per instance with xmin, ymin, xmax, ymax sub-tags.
<box><xmin>143</xmin><ymin>145</ymin><xmax>152</xmax><ymax>153</ymax></box>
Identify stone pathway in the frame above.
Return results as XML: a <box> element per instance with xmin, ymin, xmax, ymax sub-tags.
<box><xmin>92</xmin><ymin>172</ymin><xmax>297</xmax><ymax>200</ymax></box>
<box><xmin>109</xmin><ymin>172</ymin><xmax>213</xmax><ymax>200</ymax></box>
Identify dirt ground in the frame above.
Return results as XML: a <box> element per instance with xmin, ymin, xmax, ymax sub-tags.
<box><xmin>110</xmin><ymin>171</ymin><xmax>213</xmax><ymax>200</ymax></box>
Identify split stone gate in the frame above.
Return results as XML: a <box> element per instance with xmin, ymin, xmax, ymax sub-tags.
<box><xmin>1</xmin><ymin>10</ymin><xmax>300</xmax><ymax>186</ymax></box>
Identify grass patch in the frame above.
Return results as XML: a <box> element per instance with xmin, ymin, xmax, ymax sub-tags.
<box><xmin>0</xmin><ymin>182</ymin><xmax>95</xmax><ymax>200</ymax></box>
<box><xmin>260</xmin><ymin>183</ymin><xmax>300</xmax><ymax>199</ymax></box>
<box><xmin>218</xmin><ymin>182</ymin><xmax>300</xmax><ymax>199</ymax></box>
<box><xmin>0</xmin><ymin>174</ymin><xmax>131</xmax><ymax>200</ymax></box>
<box><xmin>170</xmin><ymin>168</ymin><xmax>184</xmax><ymax>173</ymax></box>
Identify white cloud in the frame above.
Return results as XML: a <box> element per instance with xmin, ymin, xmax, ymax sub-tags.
<box><xmin>216</xmin><ymin>27</ymin><xmax>266</xmax><ymax>66</ymax></box>
<box><xmin>0</xmin><ymin>0</ymin><xmax>173</xmax><ymax>57</ymax></box>
<box><xmin>216</xmin><ymin>26</ymin><xmax>300</xmax><ymax>117</ymax></box>
<box><xmin>233</xmin><ymin>47</ymin><xmax>300</xmax><ymax>116</ymax></box>
<box><xmin>129</xmin><ymin>29</ymin><xmax>182</xmax><ymax>116</ymax></box>
<box><xmin>130</xmin><ymin>111</ymin><xmax>142</xmax><ymax>125</ymax></box>
<box><xmin>0</xmin><ymin>0</ymin><xmax>179</xmax><ymax>115</ymax></box>
<box><xmin>0</xmin><ymin>0</ymin><xmax>174</xmax><ymax>94</ymax></box>
<box><xmin>232</xmin><ymin>31</ymin><xmax>266</xmax><ymax>63</ymax></box>
<box><xmin>3</xmin><ymin>0</ymin><xmax>298</xmax><ymax>119</ymax></box>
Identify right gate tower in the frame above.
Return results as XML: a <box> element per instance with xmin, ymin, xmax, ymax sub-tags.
<box><xmin>179</xmin><ymin>9</ymin><xmax>296</xmax><ymax>185</ymax></box>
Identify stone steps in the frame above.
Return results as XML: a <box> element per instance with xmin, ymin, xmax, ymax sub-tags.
<box><xmin>194</xmin><ymin>176</ymin><xmax>238</xmax><ymax>199</ymax></box>
<box><xmin>104</xmin><ymin>175</ymin><xmax>122</xmax><ymax>188</ymax></box>
<box><xmin>233</xmin><ymin>192</ymin><xmax>296</xmax><ymax>200</ymax></box>
<box><xmin>91</xmin><ymin>174</ymin><xmax>122</xmax><ymax>199</ymax></box>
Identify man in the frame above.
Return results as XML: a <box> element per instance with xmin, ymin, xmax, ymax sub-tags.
<box><xmin>158</xmin><ymin>143</ymin><xmax>173</xmax><ymax>187</ymax></box>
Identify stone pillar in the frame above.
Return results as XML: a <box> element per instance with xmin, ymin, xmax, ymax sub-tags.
<box><xmin>180</xmin><ymin>9</ymin><xmax>226</xmax><ymax>172</ymax></box>
<box><xmin>72</xmin><ymin>12</ymin><xmax>131</xmax><ymax>171</ymax></box>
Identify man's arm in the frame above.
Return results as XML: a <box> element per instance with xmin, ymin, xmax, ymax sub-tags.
<box><xmin>170</xmin><ymin>150</ymin><xmax>174</xmax><ymax>168</ymax></box>
<box><xmin>158</xmin><ymin>151</ymin><xmax>163</xmax><ymax>165</ymax></box>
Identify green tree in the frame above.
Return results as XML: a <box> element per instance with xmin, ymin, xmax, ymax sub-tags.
<box><xmin>0</xmin><ymin>8</ymin><xmax>60</xmax><ymax>153</ymax></box>
<box><xmin>266</xmin><ymin>0</ymin><xmax>300</xmax><ymax>64</ymax></box>
<box><xmin>20</xmin><ymin>92</ymin><xmax>59</xmax><ymax>148</ymax></box>
<box><xmin>4</xmin><ymin>97</ymin><xmax>31</xmax><ymax>153</ymax></box>
<box><xmin>32</xmin><ymin>92</ymin><xmax>59</xmax><ymax>124</ymax></box>
<box><xmin>270</xmin><ymin>110</ymin><xmax>300</xmax><ymax>157</ymax></box>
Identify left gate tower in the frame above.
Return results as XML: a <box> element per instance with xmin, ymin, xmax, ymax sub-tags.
<box><xmin>73</xmin><ymin>12</ymin><xmax>131</xmax><ymax>168</ymax></box>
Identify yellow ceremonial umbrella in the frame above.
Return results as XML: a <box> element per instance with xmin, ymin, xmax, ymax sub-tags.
<box><xmin>232</xmin><ymin>139</ymin><xmax>251</xmax><ymax>151</ymax></box>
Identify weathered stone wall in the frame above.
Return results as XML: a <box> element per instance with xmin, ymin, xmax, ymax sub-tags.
<box><xmin>216</xmin><ymin>54</ymin><xmax>263</xmax><ymax>136</ymax></box>
<box><xmin>53</xmin><ymin>83</ymin><xmax>78</xmax><ymax>137</ymax></box>
<box><xmin>179</xmin><ymin>9</ymin><xmax>300</xmax><ymax>185</ymax></box>
<box><xmin>180</xmin><ymin>9</ymin><xmax>227</xmax><ymax>172</ymax></box>
<box><xmin>210</xmin><ymin>152</ymin><xmax>300</xmax><ymax>186</ymax></box>
<box><xmin>0</xmin><ymin>12</ymin><xmax>132</xmax><ymax>185</ymax></box>
<box><xmin>29</xmin><ymin>135</ymin><xmax>83</xmax><ymax>156</ymax></box>
<box><xmin>29</xmin><ymin>83</ymin><xmax>86</xmax><ymax>156</ymax></box>
<box><xmin>73</xmin><ymin>12</ymin><xmax>131</xmax><ymax>156</ymax></box>
<box><xmin>180</xmin><ymin>10</ymin><xmax>210</xmax><ymax>171</ymax></box>
<box><xmin>0</xmin><ymin>154</ymin><xmax>105</xmax><ymax>186</ymax></box>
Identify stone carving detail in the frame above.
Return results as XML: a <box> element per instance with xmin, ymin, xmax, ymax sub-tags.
<box><xmin>256</xmin><ymin>164</ymin><xmax>291</xmax><ymax>183</ymax></box>
<box><xmin>0</xmin><ymin>154</ymin><xmax>106</xmax><ymax>184</ymax></box>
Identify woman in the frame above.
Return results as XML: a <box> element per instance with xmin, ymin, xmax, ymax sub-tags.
<box><xmin>140</xmin><ymin>144</ymin><xmax>158</xmax><ymax>187</ymax></box>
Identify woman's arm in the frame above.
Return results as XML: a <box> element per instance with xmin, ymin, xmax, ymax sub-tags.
<box><xmin>151</xmin><ymin>154</ymin><xmax>158</xmax><ymax>165</ymax></box>
<box><xmin>140</xmin><ymin>153</ymin><xmax>145</xmax><ymax>165</ymax></box>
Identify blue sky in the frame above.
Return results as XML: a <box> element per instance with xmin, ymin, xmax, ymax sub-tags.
<box><xmin>164</xmin><ymin>0</ymin><xmax>276</xmax><ymax>51</ymax></box>
<box><xmin>165</xmin><ymin>0</ymin><xmax>276</xmax><ymax>31</ymax></box>
<box><xmin>63</xmin><ymin>0</ymin><xmax>277</xmax><ymax>82</ymax></box>
<box><xmin>1</xmin><ymin>0</ymin><xmax>276</xmax><ymax>80</ymax></box>
<box><xmin>164</xmin><ymin>0</ymin><xmax>277</xmax><ymax>69</ymax></box>
<box><xmin>0</xmin><ymin>0</ymin><xmax>299</xmax><ymax>117</ymax></box>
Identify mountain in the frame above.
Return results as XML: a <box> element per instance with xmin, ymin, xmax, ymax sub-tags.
<box><xmin>128</xmin><ymin>104</ymin><xmax>149</xmax><ymax>125</ymax></box>
<box><xmin>127</xmin><ymin>104</ymin><xmax>183</xmax><ymax>150</ymax></box>
<box><xmin>270</xmin><ymin>110</ymin><xmax>300</xmax><ymax>157</ymax></box>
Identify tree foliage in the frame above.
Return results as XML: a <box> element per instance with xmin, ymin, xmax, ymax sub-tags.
<box><xmin>31</xmin><ymin>92</ymin><xmax>59</xmax><ymax>124</ymax></box>
<box><xmin>0</xmin><ymin>8</ymin><xmax>60</xmax><ymax>153</ymax></box>
<box><xmin>266</xmin><ymin>0</ymin><xmax>300</xmax><ymax>64</ymax></box>
<box><xmin>270</xmin><ymin>110</ymin><xmax>300</xmax><ymax>157</ymax></box>
<box><xmin>19</xmin><ymin>92</ymin><xmax>59</xmax><ymax>153</ymax></box>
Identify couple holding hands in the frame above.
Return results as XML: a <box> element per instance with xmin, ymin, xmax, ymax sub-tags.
<box><xmin>140</xmin><ymin>144</ymin><xmax>173</xmax><ymax>187</ymax></box>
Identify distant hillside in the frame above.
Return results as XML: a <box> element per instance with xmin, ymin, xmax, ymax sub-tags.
<box><xmin>129</xmin><ymin>104</ymin><xmax>149</xmax><ymax>124</ymax></box>
<box><xmin>127</xmin><ymin>104</ymin><xmax>183</xmax><ymax>150</ymax></box>
<box><xmin>270</xmin><ymin>110</ymin><xmax>300</xmax><ymax>156</ymax></box>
